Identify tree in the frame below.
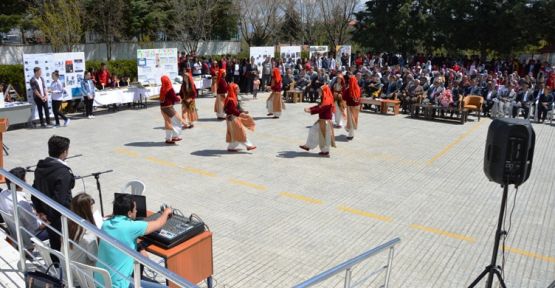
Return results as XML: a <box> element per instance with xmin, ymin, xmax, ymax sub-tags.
<box><xmin>352</xmin><ymin>0</ymin><xmax>416</xmax><ymax>54</ymax></box>
<box><xmin>124</xmin><ymin>0</ymin><xmax>168</xmax><ymax>42</ymax></box>
<box><xmin>165</xmin><ymin>0</ymin><xmax>221</xmax><ymax>53</ymax></box>
<box><xmin>84</xmin><ymin>0</ymin><xmax>125</xmax><ymax>60</ymax></box>
<box><xmin>0</xmin><ymin>0</ymin><xmax>32</xmax><ymax>43</ymax></box>
<box><xmin>238</xmin><ymin>0</ymin><xmax>283</xmax><ymax>46</ymax></box>
<box><xmin>278</xmin><ymin>0</ymin><xmax>302</xmax><ymax>45</ymax></box>
<box><xmin>210</xmin><ymin>0</ymin><xmax>239</xmax><ymax>41</ymax></box>
<box><xmin>318</xmin><ymin>0</ymin><xmax>357</xmax><ymax>53</ymax></box>
<box><xmin>31</xmin><ymin>0</ymin><xmax>83</xmax><ymax>52</ymax></box>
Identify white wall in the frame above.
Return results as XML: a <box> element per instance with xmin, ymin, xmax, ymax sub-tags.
<box><xmin>0</xmin><ymin>41</ymin><xmax>241</xmax><ymax>64</ymax></box>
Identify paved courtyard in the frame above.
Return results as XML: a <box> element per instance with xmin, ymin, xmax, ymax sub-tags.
<box><xmin>1</xmin><ymin>92</ymin><xmax>554</xmax><ymax>287</ymax></box>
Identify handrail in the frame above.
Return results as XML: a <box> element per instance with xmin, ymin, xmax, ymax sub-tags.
<box><xmin>293</xmin><ymin>237</ymin><xmax>401</xmax><ymax>288</ymax></box>
<box><xmin>0</xmin><ymin>168</ymin><xmax>198</xmax><ymax>288</ymax></box>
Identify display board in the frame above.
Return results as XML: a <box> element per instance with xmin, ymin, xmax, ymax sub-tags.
<box><xmin>250</xmin><ymin>46</ymin><xmax>275</xmax><ymax>75</ymax></box>
<box><xmin>280</xmin><ymin>46</ymin><xmax>302</xmax><ymax>67</ymax></box>
<box><xmin>309</xmin><ymin>46</ymin><xmax>329</xmax><ymax>59</ymax></box>
<box><xmin>137</xmin><ymin>48</ymin><xmax>179</xmax><ymax>85</ymax></box>
<box><xmin>336</xmin><ymin>45</ymin><xmax>352</xmax><ymax>69</ymax></box>
<box><xmin>23</xmin><ymin>52</ymin><xmax>85</xmax><ymax>101</ymax></box>
<box><xmin>23</xmin><ymin>52</ymin><xmax>85</xmax><ymax>120</ymax></box>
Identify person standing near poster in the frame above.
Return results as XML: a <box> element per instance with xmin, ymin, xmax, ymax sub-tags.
<box><xmin>96</xmin><ymin>63</ymin><xmax>111</xmax><ymax>89</ymax></box>
<box><xmin>50</xmin><ymin>70</ymin><xmax>70</xmax><ymax>127</ymax></box>
<box><xmin>30</xmin><ymin>67</ymin><xmax>52</xmax><ymax>128</ymax></box>
<box><xmin>81</xmin><ymin>71</ymin><xmax>96</xmax><ymax>119</ymax></box>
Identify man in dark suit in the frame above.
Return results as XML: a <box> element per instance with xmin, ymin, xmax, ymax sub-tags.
<box><xmin>30</xmin><ymin>67</ymin><xmax>51</xmax><ymax>127</ymax></box>
<box><xmin>512</xmin><ymin>82</ymin><xmax>533</xmax><ymax>118</ymax></box>
<box><xmin>482</xmin><ymin>81</ymin><xmax>497</xmax><ymax>117</ymax></box>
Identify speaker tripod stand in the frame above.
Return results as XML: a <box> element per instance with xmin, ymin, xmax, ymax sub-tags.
<box><xmin>468</xmin><ymin>184</ymin><xmax>510</xmax><ymax>288</ymax></box>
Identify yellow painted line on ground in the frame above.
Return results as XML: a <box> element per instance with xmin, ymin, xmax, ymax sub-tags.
<box><xmin>427</xmin><ymin>121</ymin><xmax>483</xmax><ymax>165</ymax></box>
<box><xmin>504</xmin><ymin>245</ymin><xmax>555</xmax><ymax>263</ymax></box>
<box><xmin>337</xmin><ymin>205</ymin><xmax>393</xmax><ymax>222</ymax></box>
<box><xmin>229</xmin><ymin>179</ymin><xmax>268</xmax><ymax>191</ymax></box>
<box><xmin>410</xmin><ymin>224</ymin><xmax>476</xmax><ymax>243</ymax></box>
<box><xmin>279</xmin><ymin>192</ymin><xmax>323</xmax><ymax>205</ymax></box>
<box><xmin>114</xmin><ymin>147</ymin><xmax>140</xmax><ymax>158</ymax></box>
<box><xmin>181</xmin><ymin>166</ymin><xmax>217</xmax><ymax>177</ymax></box>
<box><xmin>144</xmin><ymin>156</ymin><xmax>178</xmax><ymax>167</ymax></box>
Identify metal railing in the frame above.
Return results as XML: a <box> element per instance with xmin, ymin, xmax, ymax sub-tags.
<box><xmin>293</xmin><ymin>238</ymin><xmax>401</xmax><ymax>288</ymax></box>
<box><xmin>0</xmin><ymin>168</ymin><xmax>198</xmax><ymax>288</ymax></box>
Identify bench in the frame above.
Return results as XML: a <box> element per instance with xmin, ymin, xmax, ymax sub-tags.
<box><xmin>286</xmin><ymin>90</ymin><xmax>303</xmax><ymax>103</ymax></box>
<box><xmin>360</xmin><ymin>98</ymin><xmax>401</xmax><ymax>115</ymax></box>
<box><xmin>411</xmin><ymin>103</ymin><xmax>468</xmax><ymax>124</ymax></box>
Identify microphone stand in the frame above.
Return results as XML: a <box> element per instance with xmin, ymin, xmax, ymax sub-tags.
<box><xmin>75</xmin><ymin>169</ymin><xmax>113</xmax><ymax>217</ymax></box>
<box><xmin>25</xmin><ymin>154</ymin><xmax>83</xmax><ymax>172</ymax></box>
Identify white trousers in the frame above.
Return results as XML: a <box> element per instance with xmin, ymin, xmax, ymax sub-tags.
<box><xmin>345</xmin><ymin>107</ymin><xmax>357</xmax><ymax>137</ymax></box>
<box><xmin>228</xmin><ymin>139</ymin><xmax>253</xmax><ymax>150</ymax></box>
<box><xmin>165</xmin><ymin>116</ymin><xmax>182</xmax><ymax>140</ymax></box>
<box><xmin>305</xmin><ymin>121</ymin><xmax>331</xmax><ymax>153</ymax></box>
<box><xmin>216</xmin><ymin>95</ymin><xmax>225</xmax><ymax>118</ymax></box>
<box><xmin>334</xmin><ymin>107</ymin><xmax>343</xmax><ymax>127</ymax></box>
<box><xmin>493</xmin><ymin>99</ymin><xmax>512</xmax><ymax>118</ymax></box>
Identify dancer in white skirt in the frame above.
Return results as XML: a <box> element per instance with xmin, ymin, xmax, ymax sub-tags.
<box><xmin>299</xmin><ymin>84</ymin><xmax>336</xmax><ymax>157</ymax></box>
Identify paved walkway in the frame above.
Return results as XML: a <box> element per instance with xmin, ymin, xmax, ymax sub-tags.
<box><xmin>1</xmin><ymin>92</ymin><xmax>554</xmax><ymax>287</ymax></box>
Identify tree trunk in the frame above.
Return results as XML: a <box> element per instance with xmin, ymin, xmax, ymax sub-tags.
<box><xmin>106</xmin><ymin>41</ymin><xmax>112</xmax><ymax>60</ymax></box>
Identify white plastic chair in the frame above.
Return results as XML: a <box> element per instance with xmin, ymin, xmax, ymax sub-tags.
<box><xmin>121</xmin><ymin>180</ymin><xmax>146</xmax><ymax>196</ymax></box>
<box><xmin>73</xmin><ymin>261</ymin><xmax>112</xmax><ymax>288</ymax></box>
<box><xmin>0</xmin><ymin>208</ymin><xmax>33</xmax><ymax>249</ymax></box>
<box><xmin>30</xmin><ymin>237</ymin><xmax>65</xmax><ymax>277</ymax></box>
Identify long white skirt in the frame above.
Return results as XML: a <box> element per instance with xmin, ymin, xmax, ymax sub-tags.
<box><xmin>305</xmin><ymin>121</ymin><xmax>333</xmax><ymax>153</ymax></box>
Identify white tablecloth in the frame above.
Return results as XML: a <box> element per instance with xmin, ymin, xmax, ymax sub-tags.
<box><xmin>93</xmin><ymin>85</ymin><xmax>181</xmax><ymax>107</ymax></box>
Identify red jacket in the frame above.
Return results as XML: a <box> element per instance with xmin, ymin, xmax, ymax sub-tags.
<box><xmin>224</xmin><ymin>100</ymin><xmax>241</xmax><ymax>117</ymax></box>
<box><xmin>96</xmin><ymin>70</ymin><xmax>111</xmax><ymax>86</ymax></box>
<box><xmin>310</xmin><ymin>104</ymin><xmax>333</xmax><ymax>120</ymax></box>
<box><xmin>217</xmin><ymin>79</ymin><xmax>228</xmax><ymax>94</ymax></box>
<box><xmin>160</xmin><ymin>90</ymin><xmax>179</xmax><ymax>107</ymax></box>
<box><xmin>342</xmin><ymin>88</ymin><xmax>361</xmax><ymax>106</ymax></box>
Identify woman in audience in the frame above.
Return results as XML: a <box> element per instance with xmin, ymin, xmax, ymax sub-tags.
<box><xmin>68</xmin><ymin>193</ymin><xmax>99</xmax><ymax>286</ymax></box>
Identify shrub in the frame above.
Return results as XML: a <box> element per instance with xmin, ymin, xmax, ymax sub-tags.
<box><xmin>0</xmin><ymin>65</ymin><xmax>25</xmax><ymax>98</ymax></box>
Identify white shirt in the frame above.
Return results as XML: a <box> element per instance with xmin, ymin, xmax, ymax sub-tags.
<box><xmin>50</xmin><ymin>79</ymin><xmax>65</xmax><ymax>101</ymax></box>
<box><xmin>35</xmin><ymin>77</ymin><xmax>45</xmax><ymax>97</ymax></box>
<box><xmin>0</xmin><ymin>189</ymin><xmax>41</xmax><ymax>235</ymax></box>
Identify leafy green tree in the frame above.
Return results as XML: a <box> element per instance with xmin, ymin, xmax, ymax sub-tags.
<box><xmin>210</xmin><ymin>0</ymin><xmax>239</xmax><ymax>40</ymax></box>
<box><xmin>279</xmin><ymin>1</ymin><xmax>302</xmax><ymax>45</ymax></box>
<box><xmin>84</xmin><ymin>0</ymin><xmax>125</xmax><ymax>60</ymax></box>
<box><xmin>31</xmin><ymin>0</ymin><xmax>83</xmax><ymax>52</ymax></box>
<box><xmin>124</xmin><ymin>0</ymin><xmax>168</xmax><ymax>42</ymax></box>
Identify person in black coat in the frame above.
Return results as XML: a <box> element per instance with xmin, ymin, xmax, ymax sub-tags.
<box><xmin>31</xmin><ymin>135</ymin><xmax>75</xmax><ymax>255</ymax></box>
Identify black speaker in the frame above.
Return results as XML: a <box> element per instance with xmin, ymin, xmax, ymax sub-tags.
<box><xmin>484</xmin><ymin>118</ymin><xmax>535</xmax><ymax>186</ymax></box>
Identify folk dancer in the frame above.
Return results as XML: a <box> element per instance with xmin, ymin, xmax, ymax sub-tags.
<box><xmin>343</xmin><ymin>75</ymin><xmax>361</xmax><ymax>140</ymax></box>
<box><xmin>225</xmin><ymin>81</ymin><xmax>256</xmax><ymax>152</ymax></box>
<box><xmin>215</xmin><ymin>69</ymin><xmax>227</xmax><ymax>119</ymax></box>
<box><xmin>180</xmin><ymin>70</ymin><xmax>198</xmax><ymax>128</ymax></box>
<box><xmin>332</xmin><ymin>71</ymin><xmax>346</xmax><ymax>127</ymax></box>
<box><xmin>159</xmin><ymin>76</ymin><xmax>183</xmax><ymax>144</ymax></box>
<box><xmin>267</xmin><ymin>67</ymin><xmax>285</xmax><ymax>118</ymax></box>
<box><xmin>299</xmin><ymin>84</ymin><xmax>336</xmax><ymax>157</ymax></box>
